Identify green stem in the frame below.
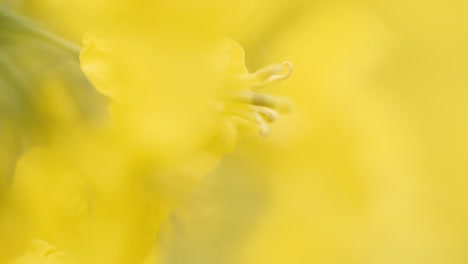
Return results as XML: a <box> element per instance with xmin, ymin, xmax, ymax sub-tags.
<box><xmin>0</xmin><ymin>6</ymin><xmax>81</xmax><ymax>57</ymax></box>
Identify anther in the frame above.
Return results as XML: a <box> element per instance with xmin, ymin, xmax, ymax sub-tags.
<box><xmin>252</xmin><ymin>106</ymin><xmax>278</xmax><ymax>123</ymax></box>
<box><xmin>236</xmin><ymin>61</ymin><xmax>293</xmax><ymax>87</ymax></box>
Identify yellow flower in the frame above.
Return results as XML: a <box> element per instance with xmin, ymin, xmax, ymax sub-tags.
<box><xmin>80</xmin><ymin>27</ymin><xmax>293</xmax><ymax>158</ymax></box>
<box><xmin>74</xmin><ymin>17</ymin><xmax>293</xmax><ymax>263</ymax></box>
<box><xmin>4</xmin><ymin>2</ymin><xmax>296</xmax><ymax>264</ymax></box>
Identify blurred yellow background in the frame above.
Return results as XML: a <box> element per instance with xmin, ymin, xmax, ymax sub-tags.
<box><xmin>1</xmin><ymin>0</ymin><xmax>468</xmax><ymax>263</ymax></box>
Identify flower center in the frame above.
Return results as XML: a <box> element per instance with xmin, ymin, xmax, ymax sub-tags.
<box><xmin>217</xmin><ymin>61</ymin><xmax>293</xmax><ymax>137</ymax></box>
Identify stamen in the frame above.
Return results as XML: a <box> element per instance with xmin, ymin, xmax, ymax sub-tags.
<box><xmin>221</xmin><ymin>91</ymin><xmax>293</xmax><ymax>113</ymax></box>
<box><xmin>222</xmin><ymin>104</ymin><xmax>259</xmax><ymax>124</ymax></box>
<box><xmin>254</xmin><ymin>112</ymin><xmax>270</xmax><ymax>137</ymax></box>
<box><xmin>236</xmin><ymin>61</ymin><xmax>293</xmax><ymax>87</ymax></box>
<box><xmin>252</xmin><ymin>106</ymin><xmax>278</xmax><ymax>123</ymax></box>
<box><xmin>216</xmin><ymin>45</ymin><xmax>292</xmax><ymax>139</ymax></box>
<box><xmin>221</xmin><ymin>104</ymin><xmax>271</xmax><ymax>137</ymax></box>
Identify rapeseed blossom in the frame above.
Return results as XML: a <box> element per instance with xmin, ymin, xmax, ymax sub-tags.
<box><xmin>2</xmin><ymin>0</ymin><xmax>468</xmax><ymax>264</ymax></box>
<box><xmin>2</xmin><ymin>1</ymin><xmax>293</xmax><ymax>263</ymax></box>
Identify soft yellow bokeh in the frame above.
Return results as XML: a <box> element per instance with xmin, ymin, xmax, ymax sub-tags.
<box><xmin>236</xmin><ymin>1</ymin><xmax>468</xmax><ymax>263</ymax></box>
<box><xmin>2</xmin><ymin>0</ymin><xmax>468</xmax><ymax>263</ymax></box>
